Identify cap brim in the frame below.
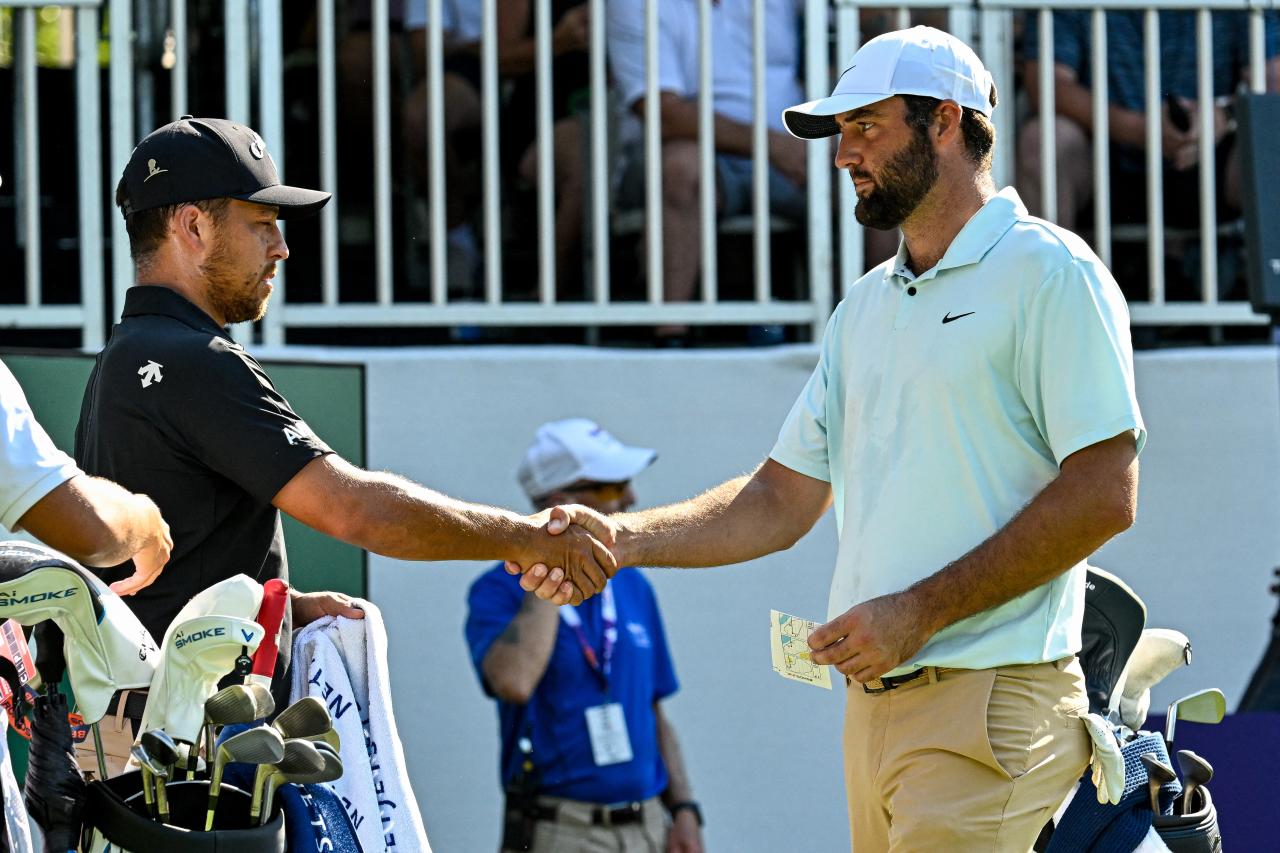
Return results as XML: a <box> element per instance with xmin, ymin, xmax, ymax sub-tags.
<box><xmin>580</xmin><ymin>447</ymin><xmax>657</xmax><ymax>484</ymax></box>
<box><xmin>782</xmin><ymin>93</ymin><xmax>892</xmax><ymax>139</ymax></box>
<box><xmin>235</xmin><ymin>184</ymin><xmax>332</xmax><ymax>219</ymax></box>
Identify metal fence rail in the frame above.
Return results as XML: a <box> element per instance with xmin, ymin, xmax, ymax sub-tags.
<box><xmin>1</xmin><ymin>0</ymin><xmax>1273</xmax><ymax>348</ymax></box>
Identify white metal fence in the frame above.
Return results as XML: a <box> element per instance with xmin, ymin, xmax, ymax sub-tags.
<box><xmin>1</xmin><ymin>0</ymin><xmax>1273</xmax><ymax>348</ymax></box>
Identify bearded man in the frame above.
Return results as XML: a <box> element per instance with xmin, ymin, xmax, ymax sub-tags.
<box><xmin>520</xmin><ymin>27</ymin><xmax>1146</xmax><ymax>851</ymax></box>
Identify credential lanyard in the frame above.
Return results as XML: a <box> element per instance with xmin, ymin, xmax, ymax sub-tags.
<box><xmin>559</xmin><ymin>586</ymin><xmax>616</xmax><ymax>692</ymax></box>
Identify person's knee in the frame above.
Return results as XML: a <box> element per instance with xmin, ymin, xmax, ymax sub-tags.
<box><xmin>662</xmin><ymin>142</ymin><xmax>701</xmax><ymax>209</ymax></box>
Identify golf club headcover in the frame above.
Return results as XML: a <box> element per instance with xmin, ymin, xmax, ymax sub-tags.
<box><xmin>0</xmin><ymin>542</ymin><xmax>158</xmax><ymax>723</ymax></box>
<box><xmin>140</xmin><ymin>615</ymin><xmax>264</xmax><ymax>745</ymax></box>
<box><xmin>1079</xmin><ymin>568</ymin><xmax>1147</xmax><ymax>715</ymax></box>
<box><xmin>169</xmin><ymin>573</ymin><xmax>264</xmax><ymax>626</ymax></box>
<box><xmin>249</xmin><ymin>580</ymin><xmax>290</xmax><ymax>689</ymax></box>
<box><xmin>23</xmin><ymin>689</ymin><xmax>85</xmax><ymax>853</ymax></box>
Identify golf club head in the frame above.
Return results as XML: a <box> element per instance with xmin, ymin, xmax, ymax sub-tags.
<box><xmin>139</xmin><ymin>614</ymin><xmax>264</xmax><ymax>744</ymax></box>
<box><xmin>245</xmin><ymin>682</ymin><xmax>276</xmax><ymax>718</ymax></box>
<box><xmin>273</xmin><ymin>696</ymin><xmax>332</xmax><ymax>739</ymax></box>
<box><xmin>218</xmin><ymin>726</ymin><xmax>286</xmax><ymax>767</ymax></box>
<box><xmin>1112</xmin><ymin>629</ymin><xmax>1192</xmax><ymax>716</ymax></box>
<box><xmin>1176</xmin><ymin>749</ymin><xmax>1214</xmax><ymax>785</ymax></box>
<box><xmin>304</xmin><ymin>727</ymin><xmax>341</xmax><ymax>753</ymax></box>
<box><xmin>0</xmin><ymin>542</ymin><xmax>159</xmax><ymax>723</ymax></box>
<box><xmin>306</xmin><ymin>742</ymin><xmax>344</xmax><ymax>784</ymax></box>
<box><xmin>139</xmin><ymin>730</ymin><xmax>180</xmax><ymax>773</ymax></box>
<box><xmin>250</xmin><ymin>738</ymin><xmax>325</xmax><ymax>823</ymax></box>
<box><xmin>1165</xmin><ymin>688</ymin><xmax>1227</xmax><ymax>745</ymax></box>
<box><xmin>206</xmin><ymin>684</ymin><xmax>269</xmax><ymax>725</ymax></box>
<box><xmin>1140</xmin><ymin>752</ymin><xmax>1178</xmax><ymax>815</ymax></box>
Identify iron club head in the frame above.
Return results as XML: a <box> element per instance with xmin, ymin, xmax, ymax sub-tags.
<box><xmin>272</xmin><ymin>696</ymin><xmax>331</xmax><ymax>740</ymax></box>
<box><xmin>250</xmin><ymin>738</ymin><xmax>325</xmax><ymax>824</ymax></box>
<box><xmin>204</xmin><ymin>725</ymin><xmax>285</xmax><ymax>831</ymax></box>
<box><xmin>259</xmin><ymin>741</ymin><xmax>344</xmax><ymax>825</ymax></box>
<box><xmin>1165</xmin><ymin>688</ymin><xmax>1227</xmax><ymax>746</ymax></box>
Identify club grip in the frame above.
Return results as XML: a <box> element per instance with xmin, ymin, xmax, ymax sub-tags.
<box><xmin>250</xmin><ymin>579</ymin><xmax>290</xmax><ymax>682</ymax></box>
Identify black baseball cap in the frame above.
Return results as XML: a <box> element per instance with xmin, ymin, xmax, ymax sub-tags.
<box><xmin>117</xmin><ymin>116</ymin><xmax>330</xmax><ymax>219</ymax></box>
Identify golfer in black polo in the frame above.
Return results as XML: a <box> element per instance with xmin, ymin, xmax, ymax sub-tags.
<box><xmin>76</xmin><ymin>117</ymin><xmax>617</xmax><ymax>698</ymax></box>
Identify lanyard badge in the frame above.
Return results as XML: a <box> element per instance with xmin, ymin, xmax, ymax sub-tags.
<box><xmin>559</xmin><ymin>588</ymin><xmax>632</xmax><ymax>766</ymax></box>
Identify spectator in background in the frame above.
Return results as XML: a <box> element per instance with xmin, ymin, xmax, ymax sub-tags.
<box><xmin>467</xmin><ymin>419</ymin><xmax>703</xmax><ymax>853</ymax></box>
<box><xmin>403</xmin><ymin>0</ymin><xmax>485</xmax><ymax>293</ymax></box>
<box><xmin>608</xmin><ymin>0</ymin><xmax>807</xmax><ymax>342</ymax></box>
<box><xmin>1018</xmin><ymin>9</ymin><xmax>1280</xmax><ymax>232</ymax></box>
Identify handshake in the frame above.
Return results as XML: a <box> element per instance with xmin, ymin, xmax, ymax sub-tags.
<box><xmin>504</xmin><ymin>505</ymin><xmax>622</xmax><ymax>606</ymax></box>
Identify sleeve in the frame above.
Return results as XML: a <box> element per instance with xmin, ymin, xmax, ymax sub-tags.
<box><xmin>1017</xmin><ymin>258</ymin><xmax>1147</xmax><ymax>466</ymax></box>
<box><xmin>768</xmin><ymin>308</ymin><xmax>837</xmax><ymax>482</ymax></box>
<box><xmin>174</xmin><ymin>346</ymin><xmax>332</xmax><ymax>504</ymax></box>
<box><xmin>639</xmin><ymin>579</ymin><xmax>679</xmax><ymax>702</ymax></box>
<box><xmin>607</xmin><ymin>0</ymin><xmax>694</xmax><ymax>111</ymax></box>
<box><xmin>464</xmin><ymin>566</ymin><xmax>527</xmax><ymax>696</ymax></box>
<box><xmin>0</xmin><ymin>363</ymin><xmax>82</xmax><ymax>531</ymax></box>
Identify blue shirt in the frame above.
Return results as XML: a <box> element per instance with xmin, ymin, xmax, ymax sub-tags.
<box><xmin>465</xmin><ymin>565</ymin><xmax>679</xmax><ymax>804</ymax></box>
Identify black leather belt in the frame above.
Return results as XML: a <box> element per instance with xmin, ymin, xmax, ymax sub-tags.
<box><xmin>104</xmin><ymin>689</ymin><xmax>148</xmax><ymax>720</ymax></box>
<box><xmin>862</xmin><ymin>667</ymin><xmax>928</xmax><ymax>694</ymax></box>
<box><xmin>522</xmin><ymin>799</ymin><xmax>645</xmax><ymax>827</ymax></box>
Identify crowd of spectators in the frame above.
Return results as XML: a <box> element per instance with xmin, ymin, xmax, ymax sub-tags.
<box><xmin>1</xmin><ymin>2</ymin><xmax>1279</xmax><ymax>345</ymax></box>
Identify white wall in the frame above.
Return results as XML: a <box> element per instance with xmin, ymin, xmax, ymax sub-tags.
<box><xmin>270</xmin><ymin>344</ymin><xmax>1280</xmax><ymax>852</ymax></box>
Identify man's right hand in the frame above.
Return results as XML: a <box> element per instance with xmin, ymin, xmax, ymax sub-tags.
<box><xmin>508</xmin><ymin>505</ymin><xmax>619</xmax><ymax>605</ymax></box>
<box><xmin>506</xmin><ymin>505</ymin><xmax>621</xmax><ymax>604</ymax></box>
<box><xmin>108</xmin><ymin>495</ymin><xmax>173</xmax><ymax>596</ymax></box>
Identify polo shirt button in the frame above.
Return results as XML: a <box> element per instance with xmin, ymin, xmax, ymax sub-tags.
<box><xmin>907</xmin><ymin>286</ymin><xmax>917</xmax><ymax>296</ymax></box>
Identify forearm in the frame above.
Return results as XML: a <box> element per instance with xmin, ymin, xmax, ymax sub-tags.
<box><xmin>481</xmin><ymin>594</ymin><xmax>561</xmax><ymax>703</ymax></box>
<box><xmin>334</xmin><ymin>469</ymin><xmax>536</xmax><ymax>561</ymax></box>
<box><xmin>647</xmin><ymin>97</ymin><xmax>756</xmax><ymax>156</ymax></box>
<box><xmin>18</xmin><ymin>475</ymin><xmax>163</xmax><ymax>567</ymax></box>
<box><xmin>904</xmin><ymin>441</ymin><xmax>1138</xmax><ymax>637</ymax></box>
<box><xmin>656</xmin><ymin>705</ymin><xmax>694</xmax><ymax>805</ymax></box>
<box><xmin>613</xmin><ymin>460</ymin><xmax>829</xmax><ymax>568</ymax></box>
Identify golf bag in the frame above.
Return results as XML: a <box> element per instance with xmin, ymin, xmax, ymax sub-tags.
<box><xmin>81</xmin><ymin>773</ymin><xmax>285</xmax><ymax>852</ymax></box>
<box><xmin>1036</xmin><ymin>568</ymin><xmax>1224</xmax><ymax>853</ymax></box>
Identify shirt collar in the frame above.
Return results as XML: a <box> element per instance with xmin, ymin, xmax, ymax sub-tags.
<box><xmin>883</xmin><ymin>186</ymin><xmax>1025</xmax><ymax>284</ymax></box>
<box><xmin>121</xmin><ymin>285</ymin><xmax>231</xmax><ymax>339</ymax></box>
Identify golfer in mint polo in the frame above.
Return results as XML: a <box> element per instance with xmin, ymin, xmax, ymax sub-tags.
<box><xmin>518</xmin><ymin>26</ymin><xmax>1146</xmax><ymax>850</ymax></box>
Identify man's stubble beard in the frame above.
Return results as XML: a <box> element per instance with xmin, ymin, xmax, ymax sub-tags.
<box><xmin>853</xmin><ymin>127</ymin><xmax>940</xmax><ymax>231</ymax></box>
<box><xmin>201</xmin><ymin>232</ymin><xmax>273</xmax><ymax>325</ymax></box>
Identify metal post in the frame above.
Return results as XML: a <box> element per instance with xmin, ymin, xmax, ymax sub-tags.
<box><xmin>427</xmin><ymin>0</ymin><xmax>448</xmax><ymax>304</ymax></box>
<box><xmin>1091</xmin><ymin>8</ymin><xmax>1111</xmax><ymax>267</ymax></box>
<box><xmin>318</xmin><ymin>0</ymin><xmax>339</xmax><ymax>306</ymax></box>
<box><xmin>698</xmin><ymin>0</ymin><xmax>716</xmax><ymax>303</ymax></box>
<box><xmin>806</xmin><ymin>0</ymin><xmax>832</xmax><ymax>339</ymax></box>
<box><xmin>77</xmin><ymin>5</ymin><xmax>105</xmax><ymax>348</ymax></box>
<box><xmin>1144</xmin><ymin>8</ymin><xmax>1164</xmax><ymax>304</ymax></box>
<box><xmin>110</xmin><ymin>0</ymin><xmax>136</xmax><ymax>323</ymax></box>
<box><xmin>535</xmin><ymin>0</ymin><xmax>555</xmax><ymax>303</ymax></box>
<box><xmin>644</xmin><ymin>0</ymin><xmax>663</xmax><ymax>304</ymax></box>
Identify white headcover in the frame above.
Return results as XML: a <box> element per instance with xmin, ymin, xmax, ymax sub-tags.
<box><xmin>1109</xmin><ymin>628</ymin><xmax>1192</xmax><ymax>730</ymax></box>
<box><xmin>141</xmin><ymin>614</ymin><xmax>263</xmax><ymax>745</ymax></box>
<box><xmin>0</xmin><ymin>542</ymin><xmax>157</xmax><ymax>724</ymax></box>
<box><xmin>139</xmin><ymin>574</ymin><xmax>265</xmax><ymax>744</ymax></box>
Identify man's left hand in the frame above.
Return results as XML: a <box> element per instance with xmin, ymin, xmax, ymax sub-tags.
<box><xmin>666</xmin><ymin>810</ymin><xmax>703</xmax><ymax>853</ymax></box>
<box><xmin>291</xmin><ymin>589</ymin><xmax>366</xmax><ymax>628</ymax></box>
<box><xmin>807</xmin><ymin>591</ymin><xmax>934</xmax><ymax>682</ymax></box>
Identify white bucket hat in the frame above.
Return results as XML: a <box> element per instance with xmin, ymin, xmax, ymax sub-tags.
<box><xmin>783</xmin><ymin>26</ymin><xmax>995</xmax><ymax>140</ymax></box>
<box><xmin>517</xmin><ymin>418</ymin><xmax>656</xmax><ymax>501</ymax></box>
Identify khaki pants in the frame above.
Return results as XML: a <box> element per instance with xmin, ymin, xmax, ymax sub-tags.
<box><xmin>73</xmin><ymin>690</ymin><xmax>144</xmax><ymax>782</ymax></box>
<box><xmin>843</xmin><ymin>658</ymin><xmax>1092</xmax><ymax>852</ymax></box>
<box><xmin>504</xmin><ymin>796</ymin><xmax>667</xmax><ymax>853</ymax></box>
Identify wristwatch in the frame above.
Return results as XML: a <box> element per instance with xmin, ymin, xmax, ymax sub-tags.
<box><xmin>668</xmin><ymin>800</ymin><xmax>703</xmax><ymax>827</ymax></box>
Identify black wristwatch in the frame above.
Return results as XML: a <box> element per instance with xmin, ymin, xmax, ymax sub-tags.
<box><xmin>668</xmin><ymin>800</ymin><xmax>703</xmax><ymax>827</ymax></box>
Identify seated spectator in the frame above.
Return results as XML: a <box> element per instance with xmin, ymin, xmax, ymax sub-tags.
<box><xmin>607</xmin><ymin>0</ymin><xmax>807</xmax><ymax>341</ymax></box>
<box><xmin>1018</xmin><ymin>9</ymin><xmax>1280</xmax><ymax>232</ymax></box>
<box><xmin>403</xmin><ymin>0</ymin><xmax>485</xmax><ymax>293</ymax></box>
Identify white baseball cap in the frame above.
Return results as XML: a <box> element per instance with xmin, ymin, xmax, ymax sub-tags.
<box><xmin>517</xmin><ymin>418</ymin><xmax>657</xmax><ymax>501</ymax></box>
<box><xmin>783</xmin><ymin>26</ymin><xmax>995</xmax><ymax>140</ymax></box>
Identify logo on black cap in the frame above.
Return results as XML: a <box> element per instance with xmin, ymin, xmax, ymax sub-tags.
<box><xmin>144</xmin><ymin>159</ymin><xmax>168</xmax><ymax>183</ymax></box>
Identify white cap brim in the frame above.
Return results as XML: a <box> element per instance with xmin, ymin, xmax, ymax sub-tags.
<box><xmin>782</xmin><ymin>92</ymin><xmax>891</xmax><ymax>139</ymax></box>
<box><xmin>578</xmin><ymin>446</ymin><xmax>657</xmax><ymax>484</ymax></box>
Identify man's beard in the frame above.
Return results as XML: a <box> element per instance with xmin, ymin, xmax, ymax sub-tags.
<box><xmin>201</xmin><ymin>235</ymin><xmax>273</xmax><ymax>325</ymax></box>
<box><xmin>852</xmin><ymin>128</ymin><xmax>940</xmax><ymax>231</ymax></box>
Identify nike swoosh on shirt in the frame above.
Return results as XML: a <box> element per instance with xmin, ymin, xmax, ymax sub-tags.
<box><xmin>942</xmin><ymin>312</ymin><xmax>975</xmax><ymax>324</ymax></box>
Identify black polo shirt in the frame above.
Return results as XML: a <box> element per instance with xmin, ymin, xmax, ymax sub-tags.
<box><xmin>74</xmin><ymin>285</ymin><xmax>332</xmax><ymax>645</ymax></box>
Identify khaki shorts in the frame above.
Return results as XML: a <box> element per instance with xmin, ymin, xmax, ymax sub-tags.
<box><xmin>843</xmin><ymin>658</ymin><xmax>1092</xmax><ymax>852</ymax></box>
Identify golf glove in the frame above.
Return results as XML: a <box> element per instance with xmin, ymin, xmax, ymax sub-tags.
<box><xmin>1081</xmin><ymin>712</ymin><xmax>1125</xmax><ymax>805</ymax></box>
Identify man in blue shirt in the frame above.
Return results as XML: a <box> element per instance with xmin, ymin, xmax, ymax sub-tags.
<box><xmin>466</xmin><ymin>419</ymin><xmax>703</xmax><ymax>852</ymax></box>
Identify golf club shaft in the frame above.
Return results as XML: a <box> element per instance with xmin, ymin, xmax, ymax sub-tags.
<box><xmin>91</xmin><ymin>722</ymin><xmax>108</xmax><ymax>780</ymax></box>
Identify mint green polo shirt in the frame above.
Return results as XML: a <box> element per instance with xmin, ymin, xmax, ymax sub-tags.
<box><xmin>770</xmin><ymin>188</ymin><xmax>1145</xmax><ymax>676</ymax></box>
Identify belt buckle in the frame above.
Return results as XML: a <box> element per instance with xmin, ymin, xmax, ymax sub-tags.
<box><xmin>862</xmin><ymin>678</ymin><xmax>893</xmax><ymax>694</ymax></box>
<box><xmin>600</xmin><ymin>801</ymin><xmax>641</xmax><ymax>827</ymax></box>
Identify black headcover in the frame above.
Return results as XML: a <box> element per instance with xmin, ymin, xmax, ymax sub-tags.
<box><xmin>23</xmin><ymin>689</ymin><xmax>86</xmax><ymax>853</ymax></box>
<box><xmin>1079</xmin><ymin>567</ymin><xmax>1147</xmax><ymax>715</ymax></box>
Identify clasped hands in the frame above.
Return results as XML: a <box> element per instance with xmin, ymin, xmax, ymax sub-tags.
<box><xmin>505</xmin><ymin>504</ymin><xmax>621</xmax><ymax>606</ymax></box>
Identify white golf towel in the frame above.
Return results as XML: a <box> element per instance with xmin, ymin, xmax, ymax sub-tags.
<box><xmin>290</xmin><ymin>601</ymin><xmax>430</xmax><ymax>853</ymax></box>
<box><xmin>0</xmin><ymin>712</ymin><xmax>34</xmax><ymax>853</ymax></box>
